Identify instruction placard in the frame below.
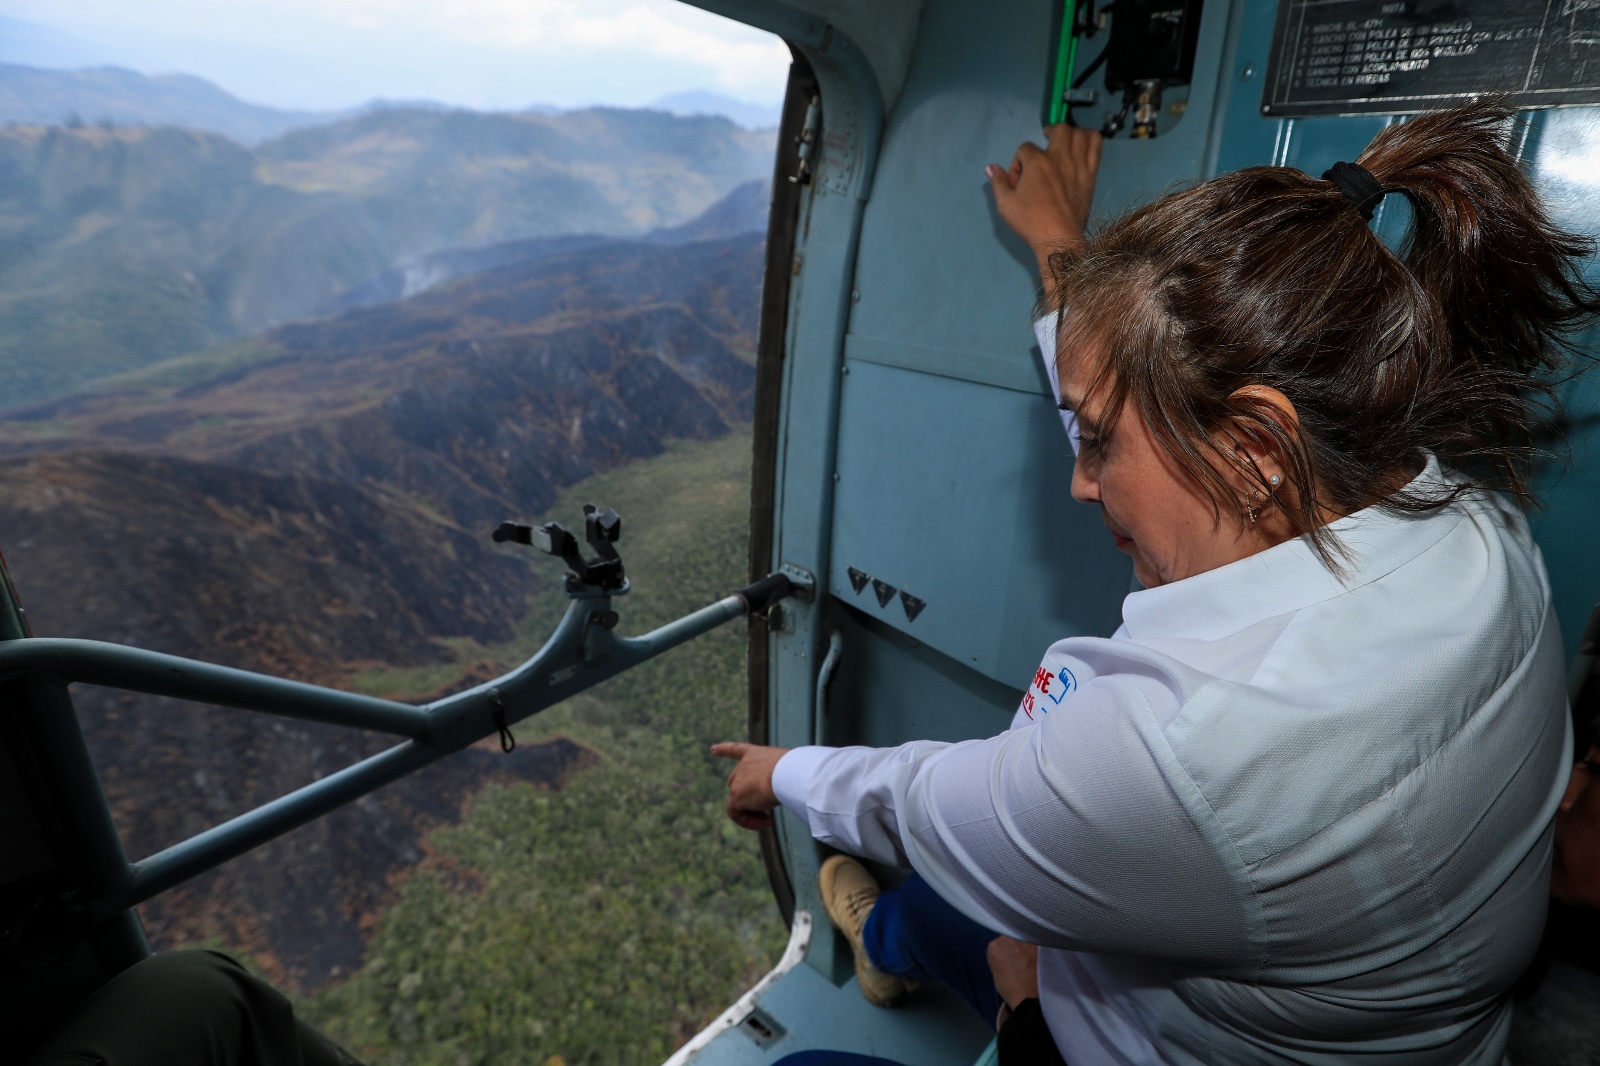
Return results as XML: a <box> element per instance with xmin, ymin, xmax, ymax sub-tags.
<box><xmin>1262</xmin><ymin>0</ymin><xmax>1600</xmax><ymax>117</ymax></box>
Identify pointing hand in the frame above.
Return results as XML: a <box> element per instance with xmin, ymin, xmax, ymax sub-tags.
<box><xmin>710</xmin><ymin>741</ymin><xmax>790</xmax><ymax>831</ymax></box>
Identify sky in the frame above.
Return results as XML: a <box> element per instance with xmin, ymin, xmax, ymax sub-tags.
<box><xmin>0</xmin><ymin>0</ymin><xmax>791</xmax><ymax>114</ymax></box>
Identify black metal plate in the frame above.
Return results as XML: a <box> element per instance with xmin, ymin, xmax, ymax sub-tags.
<box><xmin>1262</xmin><ymin>0</ymin><xmax>1600</xmax><ymax>118</ymax></box>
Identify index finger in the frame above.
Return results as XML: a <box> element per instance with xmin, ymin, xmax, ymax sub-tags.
<box><xmin>1045</xmin><ymin>122</ymin><xmax>1102</xmax><ymax>157</ymax></box>
<box><xmin>1081</xmin><ymin>126</ymin><xmax>1104</xmax><ymax>168</ymax></box>
<box><xmin>710</xmin><ymin>741</ymin><xmax>751</xmax><ymax>760</ymax></box>
<box><xmin>1044</xmin><ymin>122</ymin><xmax>1096</xmax><ymax>150</ymax></box>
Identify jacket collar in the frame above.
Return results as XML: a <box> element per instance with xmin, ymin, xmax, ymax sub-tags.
<box><xmin>1119</xmin><ymin>456</ymin><xmax>1465</xmax><ymax>642</ymax></box>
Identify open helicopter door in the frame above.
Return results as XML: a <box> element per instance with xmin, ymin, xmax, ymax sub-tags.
<box><xmin>677</xmin><ymin>0</ymin><xmax>1600</xmax><ymax>1063</ymax></box>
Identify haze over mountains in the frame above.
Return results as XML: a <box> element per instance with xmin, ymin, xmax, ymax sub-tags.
<box><xmin>0</xmin><ymin>62</ymin><xmax>782</xmax><ymax>145</ymax></box>
<box><xmin>320</xmin><ymin>175</ymin><xmax>770</xmax><ymax>315</ymax></box>
<box><xmin>0</xmin><ymin>101</ymin><xmax>773</xmax><ymax>407</ymax></box>
<box><xmin>0</xmin><ymin>63</ymin><xmax>339</xmax><ymax>144</ymax></box>
<box><xmin>652</xmin><ymin>90</ymin><xmax>782</xmax><ymax>129</ymax></box>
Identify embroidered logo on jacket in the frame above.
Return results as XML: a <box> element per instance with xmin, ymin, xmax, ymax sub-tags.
<box><xmin>1019</xmin><ymin>664</ymin><xmax>1078</xmax><ymax>719</ymax></box>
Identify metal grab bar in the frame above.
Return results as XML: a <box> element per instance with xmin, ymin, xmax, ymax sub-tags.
<box><xmin>0</xmin><ymin>639</ymin><xmax>430</xmax><ymax>738</ymax></box>
<box><xmin>0</xmin><ymin>571</ymin><xmax>806</xmax><ymax>918</ymax></box>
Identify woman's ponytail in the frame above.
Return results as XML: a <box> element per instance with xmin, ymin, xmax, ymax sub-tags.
<box><xmin>1356</xmin><ymin>101</ymin><xmax>1600</xmax><ymax>498</ymax></box>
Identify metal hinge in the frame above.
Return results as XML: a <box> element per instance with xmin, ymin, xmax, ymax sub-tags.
<box><xmin>778</xmin><ymin>563</ymin><xmax>816</xmax><ymax>603</ymax></box>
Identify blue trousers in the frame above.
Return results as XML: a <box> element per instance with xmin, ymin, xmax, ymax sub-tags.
<box><xmin>862</xmin><ymin>871</ymin><xmax>1005</xmax><ymax>1024</ymax></box>
<box><xmin>772</xmin><ymin>872</ymin><xmax>1003</xmax><ymax>1066</ymax></box>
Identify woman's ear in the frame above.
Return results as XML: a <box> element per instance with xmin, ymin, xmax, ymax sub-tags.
<box><xmin>1223</xmin><ymin>385</ymin><xmax>1300</xmax><ymax>490</ymax></box>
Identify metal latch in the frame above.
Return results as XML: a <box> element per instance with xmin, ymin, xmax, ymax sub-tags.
<box><xmin>790</xmin><ymin>95</ymin><xmax>819</xmax><ymax>185</ymax></box>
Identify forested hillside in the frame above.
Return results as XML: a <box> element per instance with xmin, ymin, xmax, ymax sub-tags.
<box><xmin>307</xmin><ymin>429</ymin><xmax>784</xmax><ymax>1065</ymax></box>
<box><xmin>0</xmin><ymin>108</ymin><xmax>772</xmax><ymax>405</ymax></box>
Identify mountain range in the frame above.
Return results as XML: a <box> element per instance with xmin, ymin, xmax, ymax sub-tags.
<box><xmin>0</xmin><ymin>62</ymin><xmax>338</xmax><ymax>144</ymax></box>
<box><xmin>320</xmin><ymin>176</ymin><xmax>770</xmax><ymax>315</ymax></box>
<box><xmin>652</xmin><ymin>90</ymin><xmax>783</xmax><ymax>129</ymax></box>
<box><xmin>0</xmin><ymin>61</ymin><xmax>783</xmax><ymax>144</ymax></box>
<box><xmin>0</xmin><ymin>105</ymin><xmax>772</xmax><ymax>407</ymax></box>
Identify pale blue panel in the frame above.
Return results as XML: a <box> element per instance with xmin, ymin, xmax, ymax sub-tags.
<box><xmin>840</xmin><ymin>0</ymin><xmax>1055</xmax><ymax>360</ymax></box>
<box><xmin>819</xmin><ymin>0</ymin><xmax>1230</xmax><ymax>691</ymax></box>
<box><xmin>822</xmin><ymin>609</ymin><xmax>1023</xmax><ymax>752</ymax></box>
<box><xmin>844</xmin><ymin>0</ymin><xmax>1240</xmax><ymax>379</ymax></box>
<box><xmin>687</xmin><ymin>961</ymin><xmax>993</xmax><ymax>1066</ymax></box>
<box><xmin>830</xmin><ymin>357</ymin><xmax>1130</xmax><ymax>689</ymax></box>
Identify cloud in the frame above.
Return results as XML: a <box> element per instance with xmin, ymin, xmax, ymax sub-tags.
<box><xmin>0</xmin><ymin>0</ymin><xmax>790</xmax><ymax>105</ymax></box>
<box><xmin>450</xmin><ymin>1</ymin><xmax>790</xmax><ymax>94</ymax></box>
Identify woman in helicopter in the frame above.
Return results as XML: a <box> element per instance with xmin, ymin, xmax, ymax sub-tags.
<box><xmin>715</xmin><ymin>99</ymin><xmax>1599</xmax><ymax>1064</ymax></box>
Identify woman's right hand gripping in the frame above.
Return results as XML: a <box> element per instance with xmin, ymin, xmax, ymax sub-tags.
<box><xmin>987</xmin><ymin>123</ymin><xmax>1104</xmax><ymax>283</ymax></box>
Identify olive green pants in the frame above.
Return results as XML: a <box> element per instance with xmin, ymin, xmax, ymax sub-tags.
<box><xmin>24</xmin><ymin>950</ymin><xmax>363</xmax><ymax>1066</ymax></box>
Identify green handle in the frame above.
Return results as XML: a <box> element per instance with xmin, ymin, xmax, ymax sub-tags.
<box><xmin>1044</xmin><ymin>0</ymin><xmax>1080</xmax><ymax>127</ymax></box>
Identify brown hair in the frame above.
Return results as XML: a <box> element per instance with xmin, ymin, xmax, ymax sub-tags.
<box><xmin>1049</xmin><ymin>100</ymin><xmax>1600</xmax><ymax>564</ymax></box>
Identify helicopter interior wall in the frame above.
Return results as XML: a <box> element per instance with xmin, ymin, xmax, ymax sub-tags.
<box><xmin>828</xmin><ymin>0</ymin><xmax>1141</xmax><ymax>689</ymax></box>
<box><xmin>821</xmin><ymin>605</ymin><xmax>1021</xmax><ymax>753</ymax></box>
<box><xmin>831</xmin><ymin>358</ymin><xmax>1129</xmax><ymax>685</ymax></box>
<box><xmin>1502</xmin><ymin>110</ymin><xmax>1600</xmax><ymax>665</ymax></box>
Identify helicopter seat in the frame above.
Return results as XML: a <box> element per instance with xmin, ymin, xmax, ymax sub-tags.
<box><xmin>19</xmin><ymin>949</ymin><xmax>358</xmax><ymax>1066</ymax></box>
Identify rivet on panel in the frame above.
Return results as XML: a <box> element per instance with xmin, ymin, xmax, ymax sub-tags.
<box><xmin>1239</xmin><ymin>64</ymin><xmax>1257</xmax><ymax>80</ymax></box>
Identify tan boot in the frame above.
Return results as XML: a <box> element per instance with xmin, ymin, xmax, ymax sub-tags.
<box><xmin>819</xmin><ymin>854</ymin><xmax>916</xmax><ymax>1007</ymax></box>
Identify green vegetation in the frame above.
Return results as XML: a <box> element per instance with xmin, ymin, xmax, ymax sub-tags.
<box><xmin>302</xmin><ymin>427</ymin><xmax>785</xmax><ymax>1065</ymax></box>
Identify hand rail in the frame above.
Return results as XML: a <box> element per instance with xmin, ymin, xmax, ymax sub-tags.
<box><xmin>0</xmin><ymin>572</ymin><xmax>801</xmax><ymax>917</ymax></box>
<box><xmin>0</xmin><ymin>639</ymin><xmax>430</xmax><ymax>737</ymax></box>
